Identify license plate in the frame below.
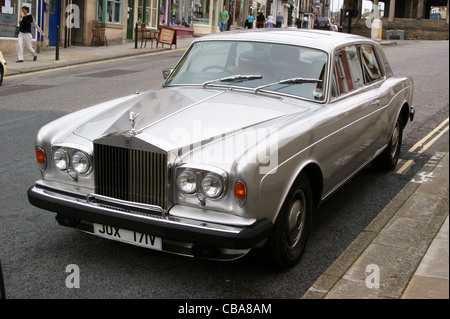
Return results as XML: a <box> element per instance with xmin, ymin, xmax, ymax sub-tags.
<box><xmin>93</xmin><ymin>223</ymin><xmax>162</xmax><ymax>251</ymax></box>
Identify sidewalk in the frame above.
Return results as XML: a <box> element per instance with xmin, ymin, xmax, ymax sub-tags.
<box><xmin>3</xmin><ymin>37</ymin><xmax>195</xmax><ymax>76</ymax></box>
<box><xmin>303</xmin><ymin>143</ymin><xmax>449</xmax><ymax>299</ymax></box>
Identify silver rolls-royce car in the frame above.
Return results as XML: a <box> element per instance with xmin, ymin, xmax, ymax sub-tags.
<box><xmin>28</xmin><ymin>30</ymin><xmax>414</xmax><ymax>269</ymax></box>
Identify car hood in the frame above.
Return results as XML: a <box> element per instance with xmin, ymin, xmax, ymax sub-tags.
<box><xmin>73</xmin><ymin>87</ymin><xmax>311</xmax><ymax>150</ymax></box>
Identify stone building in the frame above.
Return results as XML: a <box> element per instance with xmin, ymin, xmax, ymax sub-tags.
<box><xmin>341</xmin><ymin>0</ymin><xmax>449</xmax><ymax>39</ymax></box>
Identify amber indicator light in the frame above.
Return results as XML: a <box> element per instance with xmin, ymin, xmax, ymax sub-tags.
<box><xmin>36</xmin><ymin>148</ymin><xmax>45</xmax><ymax>164</ymax></box>
<box><xmin>234</xmin><ymin>181</ymin><xmax>246</xmax><ymax>199</ymax></box>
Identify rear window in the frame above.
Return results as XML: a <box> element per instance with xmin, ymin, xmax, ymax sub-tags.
<box><xmin>360</xmin><ymin>45</ymin><xmax>383</xmax><ymax>83</ymax></box>
<box><xmin>331</xmin><ymin>45</ymin><xmax>364</xmax><ymax>97</ymax></box>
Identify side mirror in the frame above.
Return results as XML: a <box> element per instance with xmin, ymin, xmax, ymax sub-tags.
<box><xmin>162</xmin><ymin>68</ymin><xmax>173</xmax><ymax>80</ymax></box>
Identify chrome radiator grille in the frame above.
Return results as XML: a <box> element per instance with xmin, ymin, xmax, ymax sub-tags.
<box><xmin>94</xmin><ymin>143</ymin><xmax>168</xmax><ymax>209</ymax></box>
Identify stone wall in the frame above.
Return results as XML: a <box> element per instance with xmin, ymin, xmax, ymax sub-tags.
<box><xmin>347</xmin><ymin>18</ymin><xmax>449</xmax><ymax>40</ymax></box>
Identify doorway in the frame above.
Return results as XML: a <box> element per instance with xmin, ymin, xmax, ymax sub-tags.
<box><xmin>48</xmin><ymin>0</ymin><xmax>60</xmax><ymax>46</ymax></box>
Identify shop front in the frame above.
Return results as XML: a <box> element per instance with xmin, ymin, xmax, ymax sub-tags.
<box><xmin>0</xmin><ymin>0</ymin><xmax>45</xmax><ymax>54</ymax></box>
<box><xmin>156</xmin><ymin>0</ymin><xmax>193</xmax><ymax>35</ymax></box>
<box><xmin>191</xmin><ymin>0</ymin><xmax>221</xmax><ymax>34</ymax></box>
<box><xmin>219</xmin><ymin>0</ymin><xmax>266</xmax><ymax>30</ymax></box>
<box><xmin>231</xmin><ymin>0</ymin><xmax>250</xmax><ymax>28</ymax></box>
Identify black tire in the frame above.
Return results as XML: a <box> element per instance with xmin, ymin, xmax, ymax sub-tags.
<box><xmin>372</xmin><ymin>116</ymin><xmax>403</xmax><ymax>171</ymax></box>
<box><xmin>266</xmin><ymin>172</ymin><xmax>313</xmax><ymax>269</ymax></box>
<box><xmin>0</xmin><ymin>66</ymin><xmax>3</xmax><ymax>87</ymax></box>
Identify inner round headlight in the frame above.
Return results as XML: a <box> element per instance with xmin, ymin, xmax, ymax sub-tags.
<box><xmin>177</xmin><ymin>170</ymin><xmax>196</xmax><ymax>194</ymax></box>
<box><xmin>53</xmin><ymin>148</ymin><xmax>68</xmax><ymax>171</ymax></box>
<box><xmin>72</xmin><ymin>151</ymin><xmax>90</xmax><ymax>174</ymax></box>
<box><xmin>201</xmin><ymin>174</ymin><xmax>223</xmax><ymax>198</ymax></box>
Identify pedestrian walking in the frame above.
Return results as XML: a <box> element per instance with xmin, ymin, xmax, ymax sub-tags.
<box><xmin>302</xmin><ymin>16</ymin><xmax>309</xmax><ymax>28</ymax></box>
<box><xmin>219</xmin><ymin>5</ymin><xmax>229</xmax><ymax>32</ymax></box>
<box><xmin>247</xmin><ymin>14</ymin><xmax>254</xmax><ymax>29</ymax></box>
<box><xmin>276</xmin><ymin>12</ymin><xmax>283</xmax><ymax>28</ymax></box>
<box><xmin>256</xmin><ymin>11</ymin><xmax>265</xmax><ymax>28</ymax></box>
<box><xmin>17</xmin><ymin>6</ymin><xmax>45</xmax><ymax>63</ymax></box>
<box><xmin>266</xmin><ymin>14</ymin><xmax>274</xmax><ymax>28</ymax></box>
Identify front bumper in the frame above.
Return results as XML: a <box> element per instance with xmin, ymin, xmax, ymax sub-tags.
<box><xmin>27</xmin><ymin>183</ymin><xmax>273</xmax><ymax>260</ymax></box>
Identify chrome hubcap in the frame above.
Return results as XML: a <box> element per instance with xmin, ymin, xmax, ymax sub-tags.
<box><xmin>390</xmin><ymin>122</ymin><xmax>400</xmax><ymax>159</ymax></box>
<box><xmin>287</xmin><ymin>192</ymin><xmax>306</xmax><ymax>248</ymax></box>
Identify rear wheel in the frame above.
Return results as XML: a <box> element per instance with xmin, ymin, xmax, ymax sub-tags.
<box><xmin>266</xmin><ymin>173</ymin><xmax>313</xmax><ymax>269</ymax></box>
<box><xmin>372</xmin><ymin>116</ymin><xmax>403</xmax><ymax>171</ymax></box>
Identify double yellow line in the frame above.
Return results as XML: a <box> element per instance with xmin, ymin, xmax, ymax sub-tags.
<box><xmin>396</xmin><ymin>117</ymin><xmax>449</xmax><ymax>174</ymax></box>
<box><xmin>409</xmin><ymin>117</ymin><xmax>449</xmax><ymax>154</ymax></box>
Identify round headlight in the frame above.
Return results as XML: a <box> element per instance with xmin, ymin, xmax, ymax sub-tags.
<box><xmin>201</xmin><ymin>174</ymin><xmax>223</xmax><ymax>198</ymax></box>
<box><xmin>53</xmin><ymin>148</ymin><xmax>68</xmax><ymax>171</ymax></box>
<box><xmin>177</xmin><ymin>170</ymin><xmax>196</xmax><ymax>194</ymax></box>
<box><xmin>72</xmin><ymin>151</ymin><xmax>90</xmax><ymax>174</ymax></box>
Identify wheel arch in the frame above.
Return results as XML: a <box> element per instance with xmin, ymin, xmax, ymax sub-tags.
<box><xmin>276</xmin><ymin>162</ymin><xmax>324</xmax><ymax>216</ymax></box>
<box><xmin>398</xmin><ymin>102</ymin><xmax>411</xmax><ymax>129</ymax></box>
<box><xmin>300</xmin><ymin>163</ymin><xmax>323</xmax><ymax>210</ymax></box>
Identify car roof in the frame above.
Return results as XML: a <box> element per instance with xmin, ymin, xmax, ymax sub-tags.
<box><xmin>193</xmin><ymin>29</ymin><xmax>378</xmax><ymax>53</ymax></box>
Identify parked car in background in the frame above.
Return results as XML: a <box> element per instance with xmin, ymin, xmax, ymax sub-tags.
<box><xmin>28</xmin><ymin>30</ymin><xmax>414</xmax><ymax>269</ymax></box>
<box><xmin>314</xmin><ymin>17</ymin><xmax>333</xmax><ymax>31</ymax></box>
<box><xmin>333</xmin><ymin>23</ymin><xmax>343</xmax><ymax>32</ymax></box>
<box><xmin>0</xmin><ymin>51</ymin><xmax>6</xmax><ymax>86</ymax></box>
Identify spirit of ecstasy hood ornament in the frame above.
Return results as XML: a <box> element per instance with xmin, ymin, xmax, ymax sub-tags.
<box><xmin>129</xmin><ymin>111</ymin><xmax>140</xmax><ymax>136</ymax></box>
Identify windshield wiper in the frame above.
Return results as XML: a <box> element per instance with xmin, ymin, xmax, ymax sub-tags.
<box><xmin>203</xmin><ymin>75</ymin><xmax>263</xmax><ymax>87</ymax></box>
<box><xmin>254</xmin><ymin>77</ymin><xmax>323</xmax><ymax>93</ymax></box>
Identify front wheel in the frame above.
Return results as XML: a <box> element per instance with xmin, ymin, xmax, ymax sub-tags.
<box><xmin>265</xmin><ymin>173</ymin><xmax>313</xmax><ymax>269</ymax></box>
<box><xmin>372</xmin><ymin>116</ymin><xmax>403</xmax><ymax>171</ymax></box>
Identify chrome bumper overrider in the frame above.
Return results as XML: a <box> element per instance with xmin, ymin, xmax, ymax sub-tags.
<box><xmin>27</xmin><ymin>182</ymin><xmax>273</xmax><ymax>260</ymax></box>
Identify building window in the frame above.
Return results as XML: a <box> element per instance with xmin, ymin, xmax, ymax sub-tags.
<box><xmin>138</xmin><ymin>0</ymin><xmax>158</xmax><ymax>27</ymax></box>
<box><xmin>159</xmin><ymin>0</ymin><xmax>192</xmax><ymax>28</ymax></box>
<box><xmin>193</xmin><ymin>0</ymin><xmax>210</xmax><ymax>25</ymax></box>
<box><xmin>97</xmin><ymin>0</ymin><xmax>123</xmax><ymax>24</ymax></box>
<box><xmin>146</xmin><ymin>0</ymin><xmax>158</xmax><ymax>27</ymax></box>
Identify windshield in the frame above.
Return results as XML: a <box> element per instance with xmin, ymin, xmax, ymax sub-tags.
<box><xmin>165</xmin><ymin>41</ymin><xmax>329</xmax><ymax>101</ymax></box>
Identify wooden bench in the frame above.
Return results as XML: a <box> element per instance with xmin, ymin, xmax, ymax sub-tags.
<box><xmin>140</xmin><ymin>24</ymin><xmax>159</xmax><ymax>49</ymax></box>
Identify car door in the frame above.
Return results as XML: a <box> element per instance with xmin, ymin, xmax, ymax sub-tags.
<box><xmin>330</xmin><ymin>44</ymin><xmax>386</xmax><ymax>182</ymax></box>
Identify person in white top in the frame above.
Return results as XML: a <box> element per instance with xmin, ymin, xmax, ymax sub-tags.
<box><xmin>266</xmin><ymin>14</ymin><xmax>274</xmax><ymax>28</ymax></box>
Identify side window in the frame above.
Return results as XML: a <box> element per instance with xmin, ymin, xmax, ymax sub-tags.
<box><xmin>331</xmin><ymin>71</ymin><xmax>340</xmax><ymax>98</ymax></box>
<box><xmin>332</xmin><ymin>45</ymin><xmax>364</xmax><ymax>97</ymax></box>
<box><xmin>360</xmin><ymin>45</ymin><xmax>383</xmax><ymax>83</ymax></box>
